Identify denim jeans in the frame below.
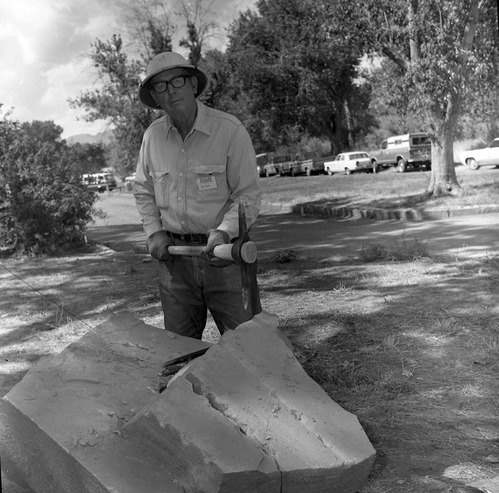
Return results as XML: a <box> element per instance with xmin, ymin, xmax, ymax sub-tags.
<box><xmin>158</xmin><ymin>255</ymin><xmax>261</xmax><ymax>339</ymax></box>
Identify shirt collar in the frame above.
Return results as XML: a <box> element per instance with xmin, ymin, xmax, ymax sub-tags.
<box><xmin>191</xmin><ymin>100</ymin><xmax>210</xmax><ymax>136</ymax></box>
<box><xmin>164</xmin><ymin>100</ymin><xmax>211</xmax><ymax>138</ymax></box>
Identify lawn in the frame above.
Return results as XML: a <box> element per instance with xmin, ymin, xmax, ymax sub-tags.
<box><xmin>1</xmin><ymin>167</ymin><xmax>498</xmax><ymax>492</ymax></box>
<box><xmin>260</xmin><ymin>165</ymin><xmax>499</xmax><ymax>211</ymax></box>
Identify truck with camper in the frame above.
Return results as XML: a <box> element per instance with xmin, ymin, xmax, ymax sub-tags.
<box><xmin>370</xmin><ymin>133</ymin><xmax>432</xmax><ymax>172</ymax></box>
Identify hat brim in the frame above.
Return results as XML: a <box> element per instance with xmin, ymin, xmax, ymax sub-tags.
<box><xmin>138</xmin><ymin>65</ymin><xmax>208</xmax><ymax>110</ymax></box>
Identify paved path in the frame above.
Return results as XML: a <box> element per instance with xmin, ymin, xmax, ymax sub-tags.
<box><xmin>87</xmin><ymin>193</ymin><xmax>499</xmax><ymax>261</ymax></box>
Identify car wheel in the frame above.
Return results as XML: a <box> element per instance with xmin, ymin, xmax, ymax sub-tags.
<box><xmin>397</xmin><ymin>158</ymin><xmax>407</xmax><ymax>173</ymax></box>
<box><xmin>467</xmin><ymin>158</ymin><xmax>479</xmax><ymax>170</ymax></box>
<box><xmin>290</xmin><ymin>168</ymin><xmax>295</xmax><ymax>177</ymax></box>
<box><xmin>305</xmin><ymin>168</ymin><xmax>311</xmax><ymax>176</ymax></box>
<box><xmin>346</xmin><ymin>168</ymin><xmax>352</xmax><ymax>175</ymax></box>
<box><xmin>372</xmin><ymin>162</ymin><xmax>379</xmax><ymax>174</ymax></box>
<box><xmin>265</xmin><ymin>169</ymin><xmax>270</xmax><ymax>178</ymax></box>
<box><xmin>327</xmin><ymin>168</ymin><xmax>333</xmax><ymax>175</ymax></box>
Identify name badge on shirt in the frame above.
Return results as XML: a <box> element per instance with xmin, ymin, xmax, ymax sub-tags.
<box><xmin>197</xmin><ymin>175</ymin><xmax>217</xmax><ymax>191</ymax></box>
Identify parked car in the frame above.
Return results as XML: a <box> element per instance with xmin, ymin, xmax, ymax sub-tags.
<box><xmin>81</xmin><ymin>173</ymin><xmax>117</xmax><ymax>193</ymax></box>
<box><xmin>256</xmin><ymin>153</ymin><xmax>279</xmax><ymax>177</ymax></box>
<box><xmin>291</xmin><ymin>151</ymin><xmax>336</xmax><ymax>176</ymax></box>
<box><xmin>459</xmin><ymin>138</ymin><xmax>499</xmax><ymax>170</ymax></box>
<box><xmin>272</xmin><ymin>154</ymin><xmax>294</xmax><ymax>176</ymax></box>
<box><xmin>263</xmin><ymin>161</ymin><xmax>278</xmax><ymax>177</ymax></box>
<box><xmin>323</xmin><ymin>152</ymin><xmax>373</xmax><ymax>175</ymax></box>
<box><xmin>370</xmin><ymin>133</ymin><xmax>432</xmax><ymax>172</ymax></box>
<box><xmin>125</xmin><ymin>172</ymin><xmax>136</xmax><ymax>182</ymax></box>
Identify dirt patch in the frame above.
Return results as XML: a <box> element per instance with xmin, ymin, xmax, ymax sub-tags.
<box><xmin>1</xmin><ymin>246</ymin><xmax>499</xmax><ymax>492</ymax></box>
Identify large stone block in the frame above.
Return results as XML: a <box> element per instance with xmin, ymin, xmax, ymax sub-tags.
<box><xmin>1</xmin><ymin>312</ymin><xmax>375</xmax><ymax>492</ymax></box>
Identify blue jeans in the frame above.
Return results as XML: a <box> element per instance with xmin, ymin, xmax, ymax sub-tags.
<box><xmin>158</xmin><ymin>255</ymin><xmax>261</xmax><ymax>339</ymax></box>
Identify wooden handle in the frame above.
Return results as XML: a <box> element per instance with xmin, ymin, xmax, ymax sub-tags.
<box><xmin>168</xmin><ymin>241</ymin><xmax>257</xmax><ymax>263</ymax></box>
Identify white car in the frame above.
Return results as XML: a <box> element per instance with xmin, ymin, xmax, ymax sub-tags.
<box><xmin>125</xmin><ymin>172</ymin><xmax>136</xmax><ymax>182</ymax></box>
<box><xmin>323</xmin><ymin>152</ymin><xmax>373</xmax><ymax>175</ymax></box>
<box><xmin>459</xmin><ymin>138</ymin><xmax>499</xmax><ymax>170</ymax></box>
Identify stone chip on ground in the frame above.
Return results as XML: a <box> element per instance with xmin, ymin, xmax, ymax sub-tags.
<box><xmin>0</xmin><ymin>311</ymin><xmax>375</xmax><ymax>492</ymax></box>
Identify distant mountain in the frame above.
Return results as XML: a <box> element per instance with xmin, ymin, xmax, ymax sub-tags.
<box><xmin>66</xmin><ymin>130</ymin><xmax>113</xmax><ymax>145</ymax></box>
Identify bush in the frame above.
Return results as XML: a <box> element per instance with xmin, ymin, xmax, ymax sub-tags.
<box><xmin>0</xmin><ymin>118</ymin><xmax>99</xmax><ymax>254</ymax></box>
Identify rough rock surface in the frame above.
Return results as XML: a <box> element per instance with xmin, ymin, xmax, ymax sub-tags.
<box><xmin>0</xmin><ymin>312</ymin><xmax>375</xmax><ymax>492</ymax></box>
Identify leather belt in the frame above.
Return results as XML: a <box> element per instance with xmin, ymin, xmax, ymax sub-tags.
<box><xmin>167</xmin><ymin>231</ymin><xmax>207</xmax><ymax>245</ymax></box>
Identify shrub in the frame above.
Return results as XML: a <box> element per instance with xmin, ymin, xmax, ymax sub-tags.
<box><xmin>0</xmin><ymin>118</ymin><xmax>99</xmax><ymax>254</ymax></box>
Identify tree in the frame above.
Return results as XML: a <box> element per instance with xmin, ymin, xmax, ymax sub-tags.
<box><xmin>224</xmin><ymin>0</ymin><xmax>372</xmax><ymax>153</ymax></box>
<box><xmin>69</xmin><ymin>34</ymin><xmax>156</xmax><ymax>174</ymax></box>
<box><xmin>0</xmin><ymin>117</ymin><xmax>99</xmax><ymax>254</ymax></box>
<box><xmin>360</xmin><ymin>0</ymin><xmax>499</xmax><ymax>196</ymax></box>
<box><xmin>68</xmin><ymin>142</ymin><xmax>108</xmax><ymax>175</ymax></box>
<box><xmin>176</xmin><ymin>0</ymin><xmax>220</xmax><ymax>65</ymax></box>
<box><xmin>116</xmin><ymin>0</ymin><xmax>174</xmax><ymax>62</ymax></box>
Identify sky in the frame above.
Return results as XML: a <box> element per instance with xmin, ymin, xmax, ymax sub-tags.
<box><xmin>0</xmin><ymin>0</ymin><xmax>256</xmax><ymax>139</ymax></box>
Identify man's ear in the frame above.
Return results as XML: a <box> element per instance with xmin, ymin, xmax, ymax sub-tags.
<box><xmin>191</xmin><ymin>76</ymin><xmax>199</xmax><ymax>96</ymax></box>
<box><xmin>149</xmin><ymin>89</ymin><xmax>161</xmax><ymax>108</ymax></box>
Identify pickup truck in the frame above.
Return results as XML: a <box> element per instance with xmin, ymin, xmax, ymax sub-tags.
<box><xmin>280</xmin><ymin>151</ymin><xmax>336</xmax><ymax>177</ymax></box>
<box><xmin>370</xmin><ymin>133</ymin><xmax>432</xmax><ymax>172</ymax></box>
<box><xmin>271</xmin><ymin>154</ymin><xmax>294</xmax><ymax>176</ymax></box>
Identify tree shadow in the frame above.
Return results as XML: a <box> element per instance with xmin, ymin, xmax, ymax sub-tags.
<box><xmin>256</xmin><ymin>253</ymin><xmax>499</xmax><ymax>490</ymax></box>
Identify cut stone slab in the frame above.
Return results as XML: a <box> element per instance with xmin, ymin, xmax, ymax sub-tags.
<box><xmin>0</xmin><ymin>313</ymin><xmax>211</xmax><ymax>493</ymax></box>
<box><xmin>1</xmin><ymin>311</ymin><xmax>375</xmax><ymax>493</ymax></box>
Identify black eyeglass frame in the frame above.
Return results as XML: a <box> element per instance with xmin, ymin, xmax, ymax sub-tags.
<box><xmin>149</xmin><ymin>74</ymin><xmax>192</xmax><ymax>94</ymax></box>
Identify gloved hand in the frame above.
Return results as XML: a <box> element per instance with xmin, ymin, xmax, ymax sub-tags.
<box><xmin>203</xmin><ymin>229</ymin><xmax>230</xmax><ymax>256</ymax></box>
<box><xmin>146</xmin><ymin>230</ymin><xmax>173</xmax><ymax>261</ymax></box>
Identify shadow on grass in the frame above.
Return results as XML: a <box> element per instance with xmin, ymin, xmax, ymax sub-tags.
<box><xmin>257</xmin><ymin>253</ymin><xmax>499</xmax><ymax>491</ymax></box>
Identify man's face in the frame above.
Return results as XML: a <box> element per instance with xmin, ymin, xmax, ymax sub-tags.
<box><xmin>149</xmin><ymin>68</ymin><xmax>198</xmax><ymax>117</ymax></box>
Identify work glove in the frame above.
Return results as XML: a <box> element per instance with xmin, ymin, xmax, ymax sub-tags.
<box><xmin>146</xmin><ymin>230</ymin><xmax>173</xmax><ymax>261</ymax></box>
<box><xmin>202</xmin><ymin>229</ymin><xmax>231</xmax><ymax>266</ymax></box>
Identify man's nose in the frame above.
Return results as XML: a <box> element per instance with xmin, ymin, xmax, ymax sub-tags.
<box><xmin>167</xmin><ymin>83</ymin><xmax>177</xmax><ymax>95</ymax></box>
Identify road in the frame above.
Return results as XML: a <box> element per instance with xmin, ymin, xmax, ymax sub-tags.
<box><xmin>87</xmin><ymin>193</ymin><xmax>499</xmax><ymax>261</ymax></box>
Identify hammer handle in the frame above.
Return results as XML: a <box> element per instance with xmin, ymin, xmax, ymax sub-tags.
<box><xmin>168</xmin><ymin>242</ymin><xmax>257</xmax><ymax>263</ymax></box>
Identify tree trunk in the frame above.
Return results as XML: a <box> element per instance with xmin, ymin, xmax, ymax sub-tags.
<box><xmin>427</xmin><ymin>0</ymin><xmax>480</xmax><ymax>197</ymax></box>
<box><xmin>343</xmin><ymin>100</ymin><xmax>354</xmax><ymax>149</ymax></box>
<box><xmin>428</xmin><ymin>89</ymin><xmax>461</xmax><ymax>196</ymax></box>
<box><xmin>428</xmin><ymin>132</ymin><xmax>459</xmax><ymax>196</ymax></box>
<box><xmin>408</xmin><ymin>0</ymin><xmax>419</xmax><ymax>62</ymax></box>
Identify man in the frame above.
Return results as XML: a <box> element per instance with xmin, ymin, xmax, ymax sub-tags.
<box><xmin>134</xmin><ymin>51</ymin><xmax>262</xmax><ymax>340</ymax></box>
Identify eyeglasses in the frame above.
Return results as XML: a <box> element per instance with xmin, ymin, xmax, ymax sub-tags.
<box><xmin>150</xmin><ymin>75</ymin><xmax>191</xmax><ymax>93</ymax></box>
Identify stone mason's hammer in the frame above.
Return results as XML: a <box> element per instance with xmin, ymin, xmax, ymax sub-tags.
<box><xmin>167</xmin><ymin>201</ymin><xmax>261</xmax><ymax>313</ymax></box>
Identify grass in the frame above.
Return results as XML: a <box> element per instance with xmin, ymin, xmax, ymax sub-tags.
<box><xmin>258</xmin><ymin>254</ymin><xmax>499</xmax><ymax>492</ymax></box>
<box><xmin>1</xmin><ymin>174</ymin><xmax>499</xmax><ymax>492</ymax></box>
<box><xmin>359</xmin><ymin>236</ymin><xmax>429</xmax><ymax>262</ymax></box>
<box><xmin>260</xmin><ymin>165</ymin><xmax>499</xmax><ymax>211</ymax></box>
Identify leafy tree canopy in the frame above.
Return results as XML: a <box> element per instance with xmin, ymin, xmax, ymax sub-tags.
<box><xmin>224</xmin><ymin>0</ymin><xmax>373</xmax><ymax>153</ymax></box>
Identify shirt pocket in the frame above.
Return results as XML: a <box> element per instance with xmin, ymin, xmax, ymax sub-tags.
<box><xmin>149</xmin><ymin>170</ymin><xmax>171</xmax><ymax>208</ymax></box>
<box><xmin>194</xmin><ymin>164</ymin><xmax>228</xmax><ymax>203</ymax></box>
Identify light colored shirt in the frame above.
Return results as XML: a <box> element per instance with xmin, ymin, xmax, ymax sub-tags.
<box><xmin>134</xmin><ymin>101</ymin><xmax>261</xmax><ymax>239</ymax></box>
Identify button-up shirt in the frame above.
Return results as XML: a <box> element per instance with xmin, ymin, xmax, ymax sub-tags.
<box><xmin>134</xmin><ymin>101</ymin><xmax>261</xmax><ymax>240</ymax></box>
